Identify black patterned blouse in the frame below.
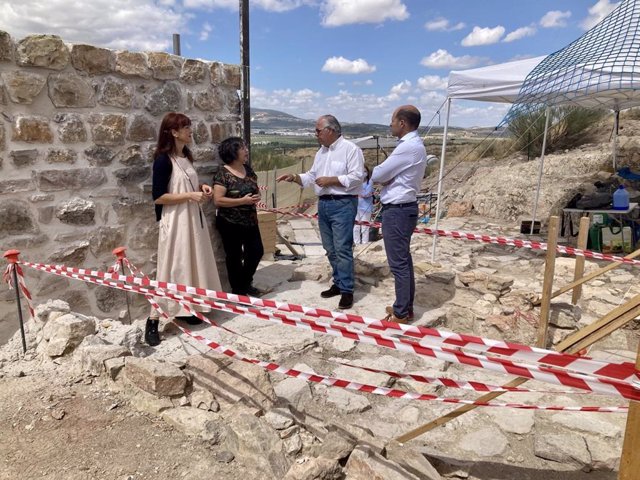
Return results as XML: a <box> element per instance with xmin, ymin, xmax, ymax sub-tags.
<box><xmin>213</xmin><ymin>164</ymin><xmax>260</xmax><ymax>226</ymax></box>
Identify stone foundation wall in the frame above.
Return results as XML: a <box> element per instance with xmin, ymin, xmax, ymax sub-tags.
<box><xmin>0</xmin><ymin>31</ymin><xmax>241</xmax><ymax>342</ymax></box>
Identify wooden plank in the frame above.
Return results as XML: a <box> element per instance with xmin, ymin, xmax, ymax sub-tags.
<box><xmin>571</xmin><ymin>216</ymin><xmax>590</xmax><ymax>304</ymax></box>
<box><xmin>533</xmin><ymin>247</ymin><xmax>640</xmax><ymax>306</ymax></box>
<box><xmin>277</xmin><ymin>229</ymin><xmax>303</xmax><ymax>257</ymax></box>
<box><xmin>619</xmin><ymin>336</ymin><xmax>640</xmax><ymax>479</ymax></box>
<box><xmin>537</xmin><ymin>216</ymin><xmax>559</xmax><ymax>348</ymax></box>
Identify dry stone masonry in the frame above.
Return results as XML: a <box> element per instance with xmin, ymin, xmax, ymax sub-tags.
<box><xmin>0</xmin><ymin>30</ymin><xmax>242</xmax><ymax>342</ymax></box>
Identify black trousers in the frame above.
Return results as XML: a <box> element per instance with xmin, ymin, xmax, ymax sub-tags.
<box><xmin>216</xmin><ymin>216</ymin><xmax>264</xmax><ymax>294</ymax></box>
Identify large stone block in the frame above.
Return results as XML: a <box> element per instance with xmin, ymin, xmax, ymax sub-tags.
<box><xmin>0</xmin><ymin>123</ymin><xmax>3</xmax><ymax>149</ymax></box>
<box><xmin>115</xmin><ymin>144</ymin><xmax>147</xmax><ymax>166</ymax></box>
<box><xmin>12</xmin><ymin>116</ymin><xmax>53</xmax><ymax>143</ymax></box>
<box><xmin>126</xmin><ymin>115</ymin><xmax>156</xmax><ymax>142</ymax></box>
<box><xmin>0</xmin><ymin>31</ymin><xmax>13</xmax><ymax>62</ymax></box>
<box><xmin>114</xmin><ymin>166</ymin><xmax>150</xmax><ymax>185</ymax></box>
<box><xmin>145</xmin><ymin>82</ymin><xmax>182</xmax><ymax>116</ymax></box>
<box><xmin>89</xmin><ymin>113</ymin><xmax>127</xmax><ymax>146</ymax></box>
<box><xmin>161</xmin><ymin>407</ymin><xmax>225</xmax><ymax>443</ymax></box>
<box><xmin>124</xmin><ymin>357</ymin><xmax>188</xmax><ymax>397</ymax></box>
<box><xmin>76</xmin><ymin>343</ymin><xmax>131</xmax><ymax>376</ymax></box>
<box><xmin>1</xmin><ymin>71</ymin><xmax>46</xmax><ymax>104</ymax></box>
<box><xmin>99</xmin><ymin>76</ymin><xmax>134</xmax><ymax>109</ymax></box>
<box><xmin>55</xmin><ymin>197</ymin><xmax>96</xmax><ymax>225</ymax></box>
<box><xmin>185</xmin><ymin>352</ymin><xmax>276</xmax><ymax>411</ymax></box>
<box><xmin>16</xmin><ymin>34</ymin><xmax>69</xmax><ymax>70</ymax></box>
<box><xmin>194</xmin><ymin>87</ymin><xmax>223</xmax><ymax>112</ymax></box>
<box><xmin>128</xmin><ymin>219</ymin><xmax>159</xmax><ymax>250</ymax></box>
<box><xmin>54</xmin><ymin>113</ymin><xmax>87</xmax><ymax>143</ymax></box>
<box><xmin>0</xmin><ymin>82</ymin><xmax>6</xmax><ymax>105</ymax></box>
<box><xmin>70</xmin><ymin>44</ymin><xmax>114</xmax><ymax>74</ymax></box>
<box><xmin>211</xmin><ymin>122</ymin><xmax>240</xmax><ymax>143</ymax></box>
<box><xmin>89</xmin><ymin>226</ymin><xmax>124</xmax><ymax>256</ymax></box>
<box><xmin>180</xmin><ymin>59</ymin><xmax>206</xmax><ymax>84</ymax></box>
<box><xmin>115</xmin><ymin>51</ymin><xmax>151</xmax><ymax>79</ymax></box>
<box><xmin>0</xmin><ymin>200</ymin><xmax>37</xmax><ymax>238</ymax></box>
<box><xmin>48</xmin><ymin>241</ymin><xmax>90</xmax><ymax>265</ymax></box>
<box><xmin>95</xmin><ymin>286</ymin><xmax>122</xmax><ymax>312</ymax></box>
<box><xmin>46</xmin><ymin>148</ymin><xmax>77</xmax><ymax>164</ymax></box>
<box><xmin>147</xmin><ymin>52</ymin><xmax>182</xmax><ymax>80</ymax></box>
<box><xmin>47</xmin><ymin>72</ymin><xmax>96</xmax><ymax>107</ymax></box>
<box><xmin>10</xmin><ymin>149</ymin><xmax>38</xmax><ymax>167</ymax></box>
<box><xmin>42</xmin><ymin>313</ymin><xmax>96</xmax><ymax>357</ymax></box>
<box><xmin>111</xmin><ymin>196</ymin><xmax>150</xmax><ymax>222</ymax></box>
<box><xmin>35</xmin><ymin>168</ymin><xmax>107</xmax><ymax>191</ymax></box>
<box><xmin>210</xmin><ymin>62</ymin><xmax>241</xmax><ymax>89</ymax></box>
<box><xmin>192</xmin><ymin>120</ymin><xmax>209</xmax><ymax>144</ymax></box>
<box><xmin>84</xmin><ymin>146</ymin><xmax>115</xmax><ymax>166</ymax></box>
<box><xmin>0</xmin><ymin>179</ymin><xmax>34</xmax><ymax>194</ymax></box>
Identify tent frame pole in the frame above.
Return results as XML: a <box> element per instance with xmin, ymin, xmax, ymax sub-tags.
<box><xmin>431</xmin><ymin>97</ymin><xmax>451</xmax><ymax>261</ymax></box>
<box><xmin>613</xmin><ymin>109</ymin><xmax>619</xmax><ymax>172</ymax></box>
<box><xmin>530</xmin><ymin>107</ymin><xmax>551</xmax><ymax>234</ymax></box>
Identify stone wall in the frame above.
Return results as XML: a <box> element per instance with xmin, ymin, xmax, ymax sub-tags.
<box><xmin>0</xmin><ymin>31</ymin><xmax>241</xmax><ymax>343</ymax></box>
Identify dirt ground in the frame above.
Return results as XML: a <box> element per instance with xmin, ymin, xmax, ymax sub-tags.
<box><xmin>0</xmin><ymin>363</ymin><xmax>251</xmax><ymax>480</ymax></box>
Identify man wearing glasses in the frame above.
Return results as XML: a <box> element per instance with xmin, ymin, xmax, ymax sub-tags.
<box><xmin>278</xmin><ymin>115</ymin><xmax>364</xmax><ymax>309</ymax></box>
<box><xmin>371</xmin><ymin>105</ymin><xmax>427</xmax><ymax>323</ymax></box>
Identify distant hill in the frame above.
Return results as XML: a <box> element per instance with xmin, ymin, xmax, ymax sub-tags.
<box><xmin>251</xmin><ymin>108</ymin><xmax>392</xmax><ymax>136</ymax></box>
<box><xmin>250</xmin><ymin>107</ymin><xmax>473</xmax><ymax>137</ymax></box>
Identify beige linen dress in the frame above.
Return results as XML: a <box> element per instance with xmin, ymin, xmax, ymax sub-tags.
<box><xmin>153</xmin><ymin>155</ymin><xmax>221</xmax><ymax>317</ymax></box>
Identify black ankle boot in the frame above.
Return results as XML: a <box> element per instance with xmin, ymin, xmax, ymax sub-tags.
<box><xmin>145</xmin><ymin>318</ymin><xmax>160</xmax><ymax>346</ymax></box>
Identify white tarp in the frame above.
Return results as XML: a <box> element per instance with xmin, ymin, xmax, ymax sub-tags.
<box><xmin>447</xmin><ymin>56</ymin><xmax>546</xmax><ymax>103</ymax></box>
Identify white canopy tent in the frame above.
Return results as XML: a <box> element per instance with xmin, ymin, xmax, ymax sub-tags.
<box><xmin>430</xmin><ymin>56</ymin><xmax>545</xmax><ymax>258</ymax></box>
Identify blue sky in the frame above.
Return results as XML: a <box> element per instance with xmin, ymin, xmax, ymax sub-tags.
<box><xmin>0</xmin><ymin>0</ymin><xmax>622</xmax><ymax>127</ymax></box>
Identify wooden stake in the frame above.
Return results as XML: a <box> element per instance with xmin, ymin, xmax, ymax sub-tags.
<box><xmin>619</xmin><ymin>339</ymin><xmax>640</xmax><ymax>479</ymax></box>
<box><xmin>537</xmin><ymin>216</ymin><xmax>559</xmax><ymax>348</ymax></box>
<box><xmin>534</xmin><ymin>247</ymin><xmax>640</xmax><ymax>306</ymax></box>
<box><xmin>571</xmin><ymin>216</ymin><xmax>590</xmax><ymax>304</ymax></box>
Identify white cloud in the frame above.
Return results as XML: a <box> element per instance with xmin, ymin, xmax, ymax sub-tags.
<box><xmin>0</xmin><ymin>0</ymin><xmax>188</xmax><ymax>51</ymax></box>
<box><xmin>390</xmin><ymin>80</ymin><xmax>411</xmax><ymax>96</ymax></box>
<box><xmin>353</xmin><ymin>79</ymin><xmax>374</xmax><ymax>86</ymax></box>
<box><xmin>503</xmin><ymin>25</ymin><xmax>536</xmax><ymax>43</ymax></box>
<box><xmin>199</xmin><ymin>22</ymin><xmax>213</xmax><ymax>41</ymax></box>
<box><xmin>540</xmin><ymin>10</ymin><xmax>572</xmax><ymax>28</ymax></box>
<box><xmin>581</xmin><ymin>0</ymin><xmax>620</xmax><ymax>29</ymax></box>
<box><xmin>184</xmin><ymin>0</ymin><xmax>310</xmax><ymax>11</ymax></box>
<box><xmin>461</xmin><ymin>25</ymin><xmax>505</xmax><ymax>47</ymax></box>
<box><xmin>322</xmin><ymin>56</ymin><xmax>376</xmax><ymax>74</ymax></box>
<box><xmin>321</xmin><ymin>0</ymin><xmax>409</xmax><ymax>27</ymax></box>
<box><xmin>417</xmin><ymin>75</ymin><xmax>447</xmax><ymax>90</ymax></box>
<box><xmin>424</xmin><ymin>17</ymin><xmax>465</xmax><ymax>32</ymax></box>
<box><xmin>420</xmin><ymin>49</ymin><xmax>484</xmax><ymax>69</ymax></box>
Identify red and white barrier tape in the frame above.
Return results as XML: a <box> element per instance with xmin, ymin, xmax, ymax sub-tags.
<box><xmin>257</xmin><ymin>205</ymin><xmax>640</xmax><ymax>268</ymax></box>
<box><xmin>19</xmin><ymin>259</ymin><xmax>638</xmax><ymax>386</ymax></box>
<box><xmin>19</xmin><ymin>260</ymin><xmax>640</xmax><ymax>401</ymax></box>
<box><xmin>17</xmin><ymin>260</ymin><xmax>628</xmax><ymax>412</ymax></box>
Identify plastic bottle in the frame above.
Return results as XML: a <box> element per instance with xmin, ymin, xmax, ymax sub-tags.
<box><xmin>613</xmin><ymin>185</ymin><xmax>630</xmax><ymax>210</ymax></box>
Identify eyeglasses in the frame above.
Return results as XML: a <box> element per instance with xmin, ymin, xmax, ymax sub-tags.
<box><xmin>315</xmin><ymin>126</ymin><xmax>329</xmax><ymax>134</ymax></box>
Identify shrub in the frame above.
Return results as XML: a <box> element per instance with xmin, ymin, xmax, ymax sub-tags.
<box><xmin>508</xmin><ymin>106</ymin><xmax>606</xmax><ymax>157</ymax></box>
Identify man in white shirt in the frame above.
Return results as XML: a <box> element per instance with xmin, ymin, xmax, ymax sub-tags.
<box><xmin>371</xmin><ymin>105</ymin><xmax>427</xmax><ymax>323</ymax></box>
<box><xmin>278</xmin><ymin>115</ymin><xmax>364</xmax><ymax>309</ymax></box>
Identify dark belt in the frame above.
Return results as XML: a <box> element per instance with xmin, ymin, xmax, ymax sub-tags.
<box><xmin>382</xmin><ymin>201</ymin><xmax>417</xmax><ymax>209</ymax></box>
<box><xmin>319</xmin><ymin>194</ymin><xmax>357</xmax><ymax>200</ymax></box>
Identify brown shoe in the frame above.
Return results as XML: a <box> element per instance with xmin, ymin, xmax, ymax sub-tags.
<box><xmin>383</xmin><ymin>306</ymin><xmax>408</xmax><ymax>324</ymax></box>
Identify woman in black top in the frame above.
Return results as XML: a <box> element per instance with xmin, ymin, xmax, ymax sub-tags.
<box><xmin>213</xmin><ymin>137</ymin><xmax>264</xmax><ymax>296</ymax></box>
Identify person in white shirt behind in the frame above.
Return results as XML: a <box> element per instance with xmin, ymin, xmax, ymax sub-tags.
<box><xmin>353</xmin><ymin>165</ymin><xmax>374</xmax><ymax>244</ymax></box>
<box><xmin>277</xmin><ymin>115</ymin><xmax>364</xmax><ymax>309</ymax></box>
<box><xmin>371</xmin><ymin>105</ymin><xmax>427</xmax><ymax>323</ymax></box>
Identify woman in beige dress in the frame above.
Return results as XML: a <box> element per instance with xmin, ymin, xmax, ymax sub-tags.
<box><xmin>147</xmin><ymin>112</ymin><xmax>221</xmax><ymax>346</ymax></box>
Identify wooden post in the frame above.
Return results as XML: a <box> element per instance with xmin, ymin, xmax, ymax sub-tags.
<box><xmin>535</xmin><ymin>246</ymin><xmax>640</xmax><ymax>306</ymax></box>
<box><xmin>537</xmin><ymin>216</ymin><xmax>559</xmax><ymax>348</ymax></box>
<box><xmin>571</xmin><ymin>216</ymin><xmax>591</xmax><ymax>304</ymax></box>
<box><xmin>619</xmin><ymin>341</ymin><xmax>640</xmax><ymax>479</ymax></box>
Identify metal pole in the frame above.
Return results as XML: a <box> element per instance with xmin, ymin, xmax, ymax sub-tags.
<box><xmin>240</xmin><ymin>0</ymin><xmax>251</xmax><ymax>162</ymax></box>
<box><xmin>172</xmin><ymin>34</ymin><xmax>181</xmax><ymax>56</ymax></box>
<box><xmin>11</xmin><ymin>267</ymin><xmax>27</xmax><ymax>353</ymax></box>
<box><xmin>613</xmin><ymin>109</ymin><xmax>619</xmax><ymax>172</ymax></box>
<box><xmin>431</xmin><ymin>97</ymin><xmax>451</xmax><ymax>261</ymax></box>
<box><xmin>112</xmin><ymin>247</ymin><xmax>132</xmax><ymax>324</ymax></box>
<box><xmin>530</xmin><ymin>107</ymin><xmax>551</xmax><ymax>234</ymax></box>
<box><xmin>376</xmin><ymin>136</ymin><xmax>380</xmax><ymax>165</ymax></box>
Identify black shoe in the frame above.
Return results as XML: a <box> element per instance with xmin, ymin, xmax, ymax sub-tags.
<box><xmin>321</xmin><ymin>284</ymin><xmax>341</xmax><ymax>298</ymax></box>
<box><xmin>338</xmin><ymin>293</ymin><xmax>353</xmax><ymax>309</ymax></box>
<box><xmin>176</xmin><ymin>315</ymin><xmax>204</xmax><ymax>325</ymax></box>
<box><xmin>246</xmin><ymin>285</ymin><xmax>262</xmax><ymax>297</ymax></box>
<box><xmin>145</xmin><ymin>318</ymin><xmax>160</xmax><ymax>346</ymax></box>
